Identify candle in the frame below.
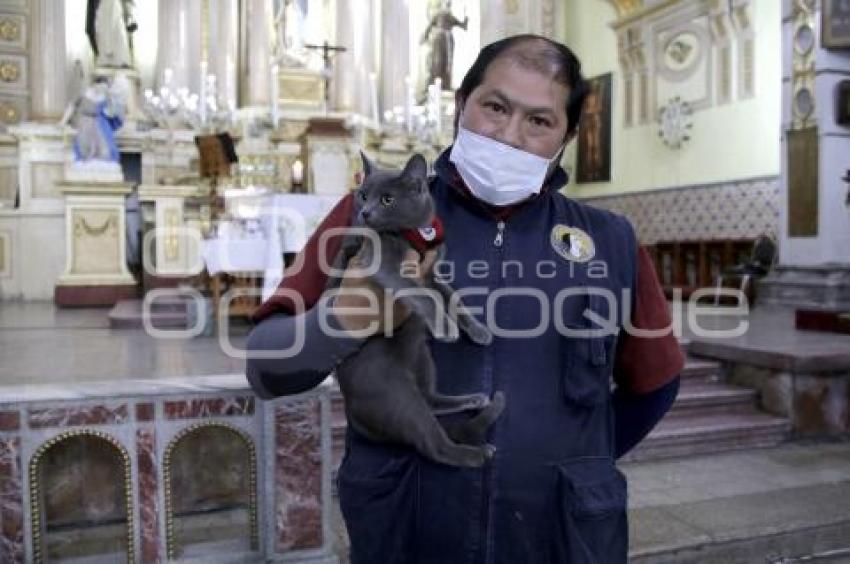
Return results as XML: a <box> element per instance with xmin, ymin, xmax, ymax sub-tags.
<box><xmin>226</xmin><ymin>55</ymin><xmax>236</xmax><ymax>110</ymax></box>
<box><xmin>270</xmin><ymin>60</ymin><xmax>280</xmax><ymax>127</ymax></box>
<box><xmin>369</xmin><ymin>72</ymin><xmax>379</xmax><ymax>129</ymax></box>
<box><xmin>405</xmin><ymin>75</ymin><xmax>413</xmax><ymax>134</ymax></box>
<box><xmin>199</xmin><ymin>61</ymin><xmax>208</xmax><ymax>124</ymax></box>
<box><xmin>291</xmin><ymin>159</ymin><xmax>304</xmax><ymax>186</ymax></box>
<box><xmin>207</xmin><ymin>74</ymin><xmax>217</xmax><ymax>112</ymax></box>
<box><xmin>434</xmin><ymin>77</ymin><xmax>442</xmax><ymax>135</ymax></box>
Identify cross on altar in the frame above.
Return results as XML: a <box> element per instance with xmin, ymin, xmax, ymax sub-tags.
<box><xmin>305</xmin><ymin>40</ymin><xmax>347</xmax><ymax>108</ymax></box>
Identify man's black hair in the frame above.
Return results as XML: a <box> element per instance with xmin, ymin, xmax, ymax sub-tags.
<box><xmin>454</xmin><ymin>34</ymin><xmax>589</xmax><ymax>140</ymax></box>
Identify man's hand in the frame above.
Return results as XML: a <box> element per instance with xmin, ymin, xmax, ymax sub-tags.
<box><xmin>331</xmin><ymin>247</ymin><xmax>439</xmax><ymax>337</ymax></box>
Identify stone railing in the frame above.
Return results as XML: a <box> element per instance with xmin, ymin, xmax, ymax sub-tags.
<box><xmin>0</xmin><ymin>375</ymin><xmax>337</xmax><ymax>564</ymax></box>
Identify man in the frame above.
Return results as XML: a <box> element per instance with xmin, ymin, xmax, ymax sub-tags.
<box><xmin>246</xmin><ymin>34</ymin><xmax>684</xmax><ymax>563</ymax></box>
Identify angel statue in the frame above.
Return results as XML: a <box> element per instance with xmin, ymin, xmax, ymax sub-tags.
<box><xmin>61</xmin><ymin>63</ymin><xmax>129</xmax><ymax>178</ymax></box>
<box><xmin>86</xmin><ymin>0</ymin><xmax>138</xmax><ymax>68</ymax></box>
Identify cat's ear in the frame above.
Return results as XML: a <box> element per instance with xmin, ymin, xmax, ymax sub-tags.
<box><xmin>402</xmin><ymin>153</ymin><xmax>428</xmax><ymax>181</ymax></box>
<box><xmin>359</xmin><ymin>150</ymin><xmax>374</xmax><ymax>178</ymax></box>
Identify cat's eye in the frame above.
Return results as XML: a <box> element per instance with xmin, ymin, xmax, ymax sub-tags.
<box><xmin>380</xmin><ymin>194</ymin><xmax>394</xmax><ymax>206</ymax></box>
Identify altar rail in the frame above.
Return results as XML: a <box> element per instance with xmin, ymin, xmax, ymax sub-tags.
<box><xmin>0</xmin><ymin>376</ymin><xmax>337</xmax><ymax>564</ymax></box>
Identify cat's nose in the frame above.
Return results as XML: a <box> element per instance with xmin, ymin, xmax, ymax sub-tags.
<box><xmin>361</xmin><ymin>210</ymin><xmax>372</xmax><ymax>221</ymax></box>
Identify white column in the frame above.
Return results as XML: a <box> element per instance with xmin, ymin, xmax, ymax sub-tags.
<box><xmin>380</xmin><ymin>0</ymin><xmax>410</xmax><ymax>120</ymax></box>
<box><xmin>243</xmin><ymin>0</ymin><xmax>274</xmax><ymax>107</ymax></box>
<box><xmin>333</xmin><ymin>0</ymin><xmax>378</xmax><ymax>115</ymax></box>
<box><xmin>209</xmin><ymin>0</ymin><xmax>240</xmax><ymax>109</ymax></box>
<box><xmin>779</xmin><ymin>0</ymin><xmax>850</xmax><ymax>266</ymax></box>
<box><xmin>156</xmin><ymin>0</ymin><xmax>202</xmax><ymax>94</ymax></box>
<box><xmin>31</xmin><ymin>0</ymin><xmax>68</xmax><ymax>120</ymax></box>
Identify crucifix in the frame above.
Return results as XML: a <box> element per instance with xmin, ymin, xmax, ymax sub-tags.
<box><xmin>304</xmin><ymin>40</ymin><xmax>347</xmax><ymax>109</ymax></box>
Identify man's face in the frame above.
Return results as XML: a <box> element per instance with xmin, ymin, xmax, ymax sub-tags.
<box><xmin>457</xmin><ymin>55</ymin><xmax>571</xmax><ymax>160</ymax></box>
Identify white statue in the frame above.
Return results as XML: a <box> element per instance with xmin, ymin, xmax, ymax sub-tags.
<box><xmin>61</xmin><ymin>65</ymin><xmax>129</xmax><ymax>181</ymax></box>
<box><xmin>86</xmin><ymin>0</ymin><xmax>138</xmax><ymax>69</ymax></box>
<box><xmin>273</xmin><ymin>0</ymin><xmax>308</xmax><ymax>66</ymax></box>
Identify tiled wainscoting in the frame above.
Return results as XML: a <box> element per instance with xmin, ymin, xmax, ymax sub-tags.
<box><xmin>574</xmin><ymin>176</ymin><xmax>780</xmax><ymax>244</ymax></box>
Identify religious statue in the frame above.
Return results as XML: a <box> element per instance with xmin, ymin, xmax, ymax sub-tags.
<box><xmin>420</xmin><ymin>0</ymin><xmax>468</xmax><ymax>91</ymax></box>
<box><xmin>273</xmin><ymin>0</ymin><xmax>308</xmax><ymax>67</ymax></box>
<box><xmin>85</xmin><ymin>0</ymin><xmax>138</xmax><ymax>69</ymax></box>
<box><xmin>61</xmin><ymin>69</ymin><xmax>129</xmax><ymax>178</ymax></box>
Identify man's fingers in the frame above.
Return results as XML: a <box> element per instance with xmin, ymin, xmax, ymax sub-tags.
<box><xmin>420</xmin><ymin>249</ymin><xmax>439</xmax><ymax>277</ymax></box>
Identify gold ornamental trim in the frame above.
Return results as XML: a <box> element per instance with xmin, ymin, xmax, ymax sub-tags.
<box><xmin>609</xmin><ymin>0</ymin><xmax>679</xmax><ymax>29</ymax></box>
<box><xmin>0</xmin><ymin>99</ymin><xmax>20</xmax><ymax>124</ymax></box>
<box><xmin>75</xmin><ymin>215</ymin><xmax>116</xmax><ymax>238</ymax></box>
<box><xmin>164</xmin><ymin>208</ymin><xmax>180</xmax><ymax>261</ymax></box>
<box><xmin>29</xmin><ymin>429</ymin><xmax>135</xmax><ymax>564</ymax></box>
<box><xmin>0</xmin><ymin>18</ymin><xmax>20</xmax><ymax>42</ymax></box>
<box><xmin>0</xmin><ymin>60</ymin><xmax>19</xmax><ymax>83</ymax></box>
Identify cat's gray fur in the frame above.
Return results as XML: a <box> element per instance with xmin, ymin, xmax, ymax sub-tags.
<box><xmin>326</xmin><ymin>153</ymin><xmax>504</xmax><ymax>467</ymax></box>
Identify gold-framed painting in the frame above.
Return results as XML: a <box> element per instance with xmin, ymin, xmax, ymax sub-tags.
<box><xmin>576</xmin><ymin>73</ymin><xmax>612</xmax><ymax>184</ymax></box>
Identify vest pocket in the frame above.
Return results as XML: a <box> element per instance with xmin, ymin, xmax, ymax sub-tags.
<box><xmin>562</xmin><ymin>330</ymin><xmax>618</xmax><ymax>406</ymax></box>
<box><xmin>560</xmin><ymin>291</ymin><xmax>619</xmax><ymax>407</ymax></box>
<box><xmin>554</xmin><ymin>456</ymin><xmax>628</xmax><ymax>563</ymax></box>
<box><xmin>337</xmin><ymin>444</ymin><xmax>418</xmax><ymax>564</ymax></box>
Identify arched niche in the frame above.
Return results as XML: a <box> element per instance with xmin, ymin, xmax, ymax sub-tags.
<box><xmin>29</xmin><ymin>429</ymin><xmax>134</xmax><ymax>564</ymax></box>
<box><xmin>163</xmin><ymin>421</ymin><xmax>258</xmax><ymax>560</ymax></box>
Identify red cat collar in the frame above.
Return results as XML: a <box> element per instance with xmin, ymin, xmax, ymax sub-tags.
<box><xmin>401</xmin><ymin>216</ymin><xmax>444</xmax><ymax>257</ymax></box>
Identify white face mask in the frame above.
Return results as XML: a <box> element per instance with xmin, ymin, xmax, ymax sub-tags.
<box><xmin>449</xmin><ymin>125</ymin><xmax>564</xmax><ymax>206</ymax></box>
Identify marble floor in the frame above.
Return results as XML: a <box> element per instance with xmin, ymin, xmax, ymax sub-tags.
<box><xmin>1</xmin><ymin>301</ymin><xmax>848</xmax><ymax>389</ymax></box>
<box><xmin>0</xmin><ymin>301</ymin><xmax>251</xmax><ymax>388</ymax></box>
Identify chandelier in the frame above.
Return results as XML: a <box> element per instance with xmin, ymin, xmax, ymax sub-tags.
<box><xmin>142</xmin><ymin>64</ymin><xmax>233</xmax><ymax>131</ymax></box>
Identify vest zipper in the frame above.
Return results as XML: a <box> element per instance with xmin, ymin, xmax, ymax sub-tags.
<box><xmin>493</xmin><ymin>220</ymin><xmax>505</xmax><ymax>248</ymax></box>
<box><xmin>484</xmin><ymin>218</ymin><xmax>506</xmax><ymax>563</ymax></box>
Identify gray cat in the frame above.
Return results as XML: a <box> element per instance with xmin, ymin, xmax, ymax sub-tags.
<box><xmin>326</xmin><ymin>153</ymin><xmax>505</xmax><ymax>468</ymax></box>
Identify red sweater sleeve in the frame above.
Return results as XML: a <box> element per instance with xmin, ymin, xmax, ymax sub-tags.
<box><xmin>251</xmin><ymin>193</ymin><xmax>355</xmax><ymax>323</ymax></box>
<box><xmin>614</xmin><ymin>246</ymin><xmax>686</xmax><ymax>394</ymax></box>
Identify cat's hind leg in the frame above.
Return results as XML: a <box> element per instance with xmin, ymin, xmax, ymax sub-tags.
<box><xmin>441</xmin><ymin>391</ymin><xmax>506</xmax><ymax>446</ymax></box>
<box><xmin>413</xmin><ymin>343</ymin><xmax>490</xmax><ymax>415</ymax></box>
<box><xmin>405</xmin><ymin>405</ymin><xmax>497</xmax><ymax>468</ymax></box>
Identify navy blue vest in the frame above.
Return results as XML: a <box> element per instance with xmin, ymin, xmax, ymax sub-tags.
<box><xmin>337</xmin><ymin>151</ymin><xmax>638</xmax><ymax>564</ymax></box>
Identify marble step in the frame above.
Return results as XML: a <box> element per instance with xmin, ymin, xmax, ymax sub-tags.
<box><xmin>108</xmin><ymin>297</ymin><xmax>191</xmax><ymax>329</ymax></box>
<box><xmin>668</xmin><ymin>381</ymin><xmax>758</xmax><ymax>419</ymax></box>
<box><xmin>679</xmin><ymin>357</ymin><xmax>724</xmax><ymax>384</ymax></box>
<box><xmin>620</xmin><ymin>411</ymin><xmax>791</xmax><ymax>463</ymax></box>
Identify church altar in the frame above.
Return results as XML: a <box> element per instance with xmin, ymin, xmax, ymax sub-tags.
<box><xmin>202</xmin><ymin>192</ymin><xmax>344</xmax><ymax>322</ymax></box>
<box><xmin>0</xmin><ymin>0</ymin><xmax>563</xmax><ymax>307</ymax></box>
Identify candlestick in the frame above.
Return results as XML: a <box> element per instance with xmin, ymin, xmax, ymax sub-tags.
<box><xmin>226</xmin><ymin>55</ymin><xmax>236</xmax><ymax>110</ymax></box>
<box><xmin>199</xmin><ymin>61</ymin><xmax>208</xmax><ymax>125</ymax></box>
<box><xmin>434</xmin><ymin>77</ymin><xmax>442</xmax><ymax>135</ymax></box>
<box><xmin>270</xmin><ymin>60</ymin><xmax>280</xmax><ymax>128</ymax></box>
<box><xmin>405</xmin><ymin>75</ymin><xmax>413</xmax><ymax>134</ymax></box>
<box><xmin>369</xmin><ymin>72</ymin><xmax>379</xmax><ymax>129</ymax></box>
